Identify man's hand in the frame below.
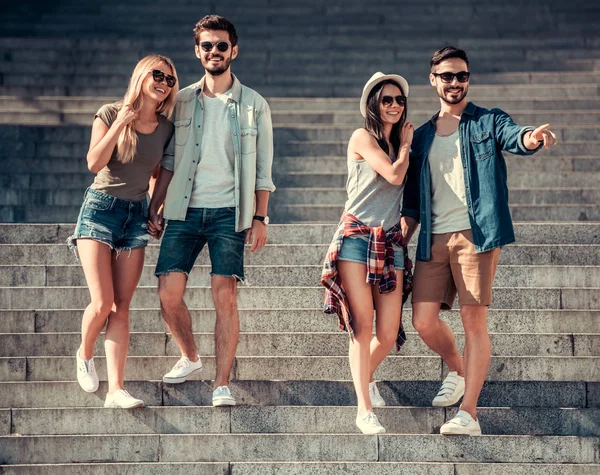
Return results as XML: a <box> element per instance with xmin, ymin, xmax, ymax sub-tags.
<box><xmin>525</xmin><ymin>123</ymin><xmax>558</xmax><ymax>150</ymax></box>
<box><xmin>147</xmin><ymin>211</ymin><xmax>164</xmax><ymax>240</ymax></box>
<box><xmin>246</xmin><ymin>219</ymin><xmax>267</xmax><ymax>252</ymax></box>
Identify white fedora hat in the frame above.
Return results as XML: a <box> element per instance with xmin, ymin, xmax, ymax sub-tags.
<box><xmin>360</xmin><ymin>72</ymin><xmax>409</xmax><ymax>118</ymax></box>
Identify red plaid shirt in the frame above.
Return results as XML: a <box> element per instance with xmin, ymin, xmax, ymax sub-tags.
<box><xmin>321</xmin><ymin>212</ymin><xmax>410</xmax><ymax>350</ymax></box>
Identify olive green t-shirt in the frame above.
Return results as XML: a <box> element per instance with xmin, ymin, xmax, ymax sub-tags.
<box><xmin>90</xmin><ymin>103</ymin><xmax>175</xmax><ymax>201</ymax></box>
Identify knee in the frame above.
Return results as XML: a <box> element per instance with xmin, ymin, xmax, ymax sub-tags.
<box><xmin>158</xmin><ymin>275</ymin><xmax>185</xmax><ymax>308</ymax></box>
<box><xmin>89</xmin><ymin>299</ymin><xmax>113</xmax><ymax>318</ymax></box>
<box><xmin>412</xmin><ymin>313</ymin><xmax>437</xmax><ymax>336</ymax></box>
<box><xmin>376</xmin><ymin>330</ymin><xmax>397</xmax><ymax>350</ymax></box>
<box><xmin>460</xmin><ymin>307</ymin><xmax>488</xmax><ymax>334</ymax></box>
<box><xmin>112</xmin><ymin>298</ymin><xmax>131</xmax><ymax>320</ymax></box>
<box><xmin>212</xmin><ymin>277</ymin><xmax>237</xmax><ymax>311</ymax></box>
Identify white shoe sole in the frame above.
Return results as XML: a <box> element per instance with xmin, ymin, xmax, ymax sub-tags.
<box><xmin>356</xmin><ymin>424</ymin><xmax>386</xmax><ymax>435</ymax></box>
<box><xmin>162</xmin><ymin>366</ymin><xmax>203</xmax><ymax>384</ymax></box>
<box><xmin>78</xmin><ymin>379</ymin><xmax>99</xmax><ymax>393</ymax></box>
<box><xmin>440</xmin><ymin>426</ymin><xmax>481</xmax><ymax>435</ymax></box>
<box><xmin>104</xmin><ymin>400</ymin><xmax>144</xmax><ymax>409</ymax></box>
<box><xmin>212</xmin><ymin>397</ymin><xmax>236</xmax><ymax>407</ymax></box>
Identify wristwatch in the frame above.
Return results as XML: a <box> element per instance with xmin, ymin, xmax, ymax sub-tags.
<box><xmin>253</xmin><ymin>215</ymin><xmax>269</xmax><ymax>225</ymax></box>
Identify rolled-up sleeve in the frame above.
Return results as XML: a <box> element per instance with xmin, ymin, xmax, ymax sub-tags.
<box><xmin>160</xmin><ymin>133</ymin><xmax>175</xmax><ymax>172</ymax></box>
<box><xmin>255</xmin><ymin>103</ymin><xmax>276</xmax><ymax>192</ymax></box>
<box><xmin>492</xmin><ymin>108</ymin><xmax>542</xmax><ymax>156</ymax></box>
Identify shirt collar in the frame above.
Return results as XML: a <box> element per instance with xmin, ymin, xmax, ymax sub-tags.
<box><xmin>194</xmin><ymin>73</ymin><xmax>241</xmax><ymax>102</ymax></box>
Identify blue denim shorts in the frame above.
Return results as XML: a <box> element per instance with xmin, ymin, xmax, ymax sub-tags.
<box><xmin>338</xmin><ymin>236</ymin><xmax>405</xmax><ymax>270</ymax></box>
<box><xmin>155</xmin><ymin>207</ymin><xmax>246</xmax><ymax>281</ymax></box>
<box><xmin>67</xmin><ymin>188</ymin><xmax>149</xmax><ymax>257</ymax></box>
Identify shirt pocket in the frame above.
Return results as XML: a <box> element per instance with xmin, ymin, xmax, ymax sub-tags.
<box><xmin>470</xmin><ymin>131</ymin><xmax>495</xmax><ymax>161</ymax></box>
<box><xmin>174</xmin><ymin>118</ymin><xmax>192</xmax><ymax>146</ymax></box>
<box><xmin>240</xmin><ymin>127</ymin><xmax>258</xmax><ymax>154</ymax></box>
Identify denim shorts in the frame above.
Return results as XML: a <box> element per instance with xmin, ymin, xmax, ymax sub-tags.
<box><xmin>155</xmin><ymin>207</ymin><xmax>246</xmax><ymax>281</ymax></box>
<box><xmin>338</xmin><ymin>236</ymin><xmax>405</xmax><ymax>270</ymax></box>
<box><xmin>67</xmin><ymin>188</ymin><xmax>150</xmax><ymax>257</ymax></box>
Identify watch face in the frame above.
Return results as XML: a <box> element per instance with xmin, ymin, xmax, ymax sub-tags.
<box><xmin>264</xmin><ymin>216</ymin><xmax>270</xmax><ymax>225</ymax></box>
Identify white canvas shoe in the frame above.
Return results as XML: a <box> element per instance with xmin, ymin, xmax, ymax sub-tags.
<box><xmin>356</xmin><ymin>411</ymin><xmax>386</xmax><ymax>435</ymax></box>
<box><xmin>440</xmin><ymin>410</ymin><xmax>482</xmax><ymax>435</ymax></box>
<box><xmin>432</xmin><ymin>371</ymin><xmax>465</xmax><ymax>407</ymax></box>
<box><xmin>76</xmin><ymin>349</ymin><xmax>99</xmax><ymax>393</ymax></box>
<box><xmin>162</xmin><ymin>355</ymin><xmax>203</xmax><ymax>384</ymax></box>
<box><xmin>104</xmin><ymin>389</ymin><xmax>144</xmax><ymax>409</ymax></box>
<box><xmin>369</xmin><ymin>381</ymin><xmax>386</xmax><ymax>407</ymax></box>
<box><xmin>212</xmin><ymin>386</ymin><xmax>236</xmax><ymax>406</ymax></box>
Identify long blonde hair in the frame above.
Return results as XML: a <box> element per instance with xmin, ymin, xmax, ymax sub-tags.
<box><xmin>116</xmin><ymin>54</ymin><xmax>179</xmax><ymax>163</ymax></box>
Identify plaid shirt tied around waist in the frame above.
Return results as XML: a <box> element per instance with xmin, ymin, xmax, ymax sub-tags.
<box><xmin>321</xmin><ymin>212</ymin><xmax>413</xmax><ymax>350</ymax></box>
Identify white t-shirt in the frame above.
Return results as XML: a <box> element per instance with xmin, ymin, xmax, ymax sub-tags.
<box><xmin>189</xmin><ymin>94</ymin><xmax>236</xmax><ymax>208</ymax></box>
<box><xmin>429</xmin><ymin>130</ymin><xmax>471</xmax><ymax>234</ymax></box>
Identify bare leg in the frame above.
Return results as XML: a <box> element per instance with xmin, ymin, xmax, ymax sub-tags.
<box><xmin>459</xmin><ymin>304</ymin><xmax>490</xmax><ymax>420</ymax></box>
<box><xmin>158</xmin><ymin>273</ymin><xmax>199</xmax><ymax>361</ymax></box>
<box><xmin>105</xmin><ymin>248</ymin><xmax>145</xmax><ymax>394</ymax></box>
<box><xmin>212</xmin><ymin>275</ymin><xmax>239</xmax><ymax>388</ymax></box>
<box><xmin>369</xmin><ymin>271</ymin><xmax>403</xmax><ymax>379</ymax></box>
<box><xmin>412</xmin><ymin>301</ymin><xmax>463</xmax><ymax>375</ymax></box>
<box><xmin>77</xmin><ymin>239</ymin><xmax>114</xmax><ymax>359</ymax></box>
<box><xmin>338</xmin><ymin>260</ymin><xmax>375</xmax><ymax>414</ymax></box>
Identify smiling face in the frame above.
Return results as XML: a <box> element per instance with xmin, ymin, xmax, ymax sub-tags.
<box><xmin>195</xmin><ymin>29</ymin><xmax>238</xmax><ymax>76</ymax></box>
<box><xmin>378</xmin><ymin>83</ymin><xmax>405</xmax><ymax>125</ymax></box>
<box><xmin>430</xmin><ymin>57</ymin><xmax>470</xmax><ymax>105</ymax></box>
<box><xmin>141</xmin><ymin>61</ymin><xmax>175</xmax><ymax>103</ymax></box>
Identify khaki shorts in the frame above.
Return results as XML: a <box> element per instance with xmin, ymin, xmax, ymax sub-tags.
<box><xmin>412</xmin><ymin>229</ymin><xmax>500</xmax><ymax>309</ymax></box>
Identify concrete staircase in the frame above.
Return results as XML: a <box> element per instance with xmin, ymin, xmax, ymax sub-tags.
<box><xmin>1</xmin><ymin>0</ymin><xmax>600</xmax><ymax>472</ymax></box>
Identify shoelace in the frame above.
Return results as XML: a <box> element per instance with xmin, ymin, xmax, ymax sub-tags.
<box><xmin>361</xmin><ymin>412</ymin><xmax>378</xmax><ymax>425</ymax></box>
<box><xmin>174</xmin><ymin>358</ymin><xmax>190</xmax><ymax>371</ymax></box>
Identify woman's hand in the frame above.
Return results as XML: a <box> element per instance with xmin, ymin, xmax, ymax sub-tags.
<box><xmin>114</xmin><ymin>104</ymin><xmax>138</xmax><ymax>127</ymax></box>
<box><xmin>400</xmin><ymin>121</ymin><xmax>414</xmax><ymax>151</ymax></box>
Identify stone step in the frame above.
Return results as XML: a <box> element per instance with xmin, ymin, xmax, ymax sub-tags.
<box><xmin>0</xmin><ymin>434</ymin><xmax>597</xmax><ymax>465</ymax></box>
<box><xmin>4</xmin><ymin>462</ymin><xmax>597</xmax><ymax>475</ymax></box>
<box><xmin>1</xmin><ymin>380</ymin><xmax>596</xmax><ymax>409</ymax></box>
<box><xmin>1</xmin><ymin>355</ymin><xmax>598</xmax><ymax>382</ymax></box>
<box><xmin>270</xmin><ymin>203</ymin><xmax>600</xmax><ymax>223</ymax></box>
<box><xmin>279</xmin><ymin>171</ymin><xmax>600</xmax><ymax>189</ymax></box>
<box><xmin>277</xmin><ymin>141</ymin><xmax>600</xmax><ymax>157</ymax></box>
<box><xmin>0</xmin><ymin>331</ymin><xmax>597</xmax><ymax>357</ymax></box>
<box><xmin>5</xmin><ymin>406</ymin><xmax>600</xmax><ymax>437</ymax></box>
<box><xmin>272</xmin><ymin>187</ymin><xmax>600</xmax><ymax>205</ymax></box>
<box><xmin>3</xmin><ymin>265</ymin><xmax>600</xmax><ymax>289</ymax></box>
<box><xmin>3</xmin><ymin>309</ymin><xmax>597</xmax><ymax>335</ymax></box>
<box><xmin>3</xmin><ymin>244</ymin><xmax>599</xmax><ymax>267</ymax></box>
<box><xmin>1</xmin><ymin>223</ymin><xmax>597</xmax><ymax>245</ymax></box>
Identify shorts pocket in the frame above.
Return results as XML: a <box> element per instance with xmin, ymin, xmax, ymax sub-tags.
<box><xmin>470</xmin><ymin>131</ymin><xmax>494</xmax><ymax>161</ymax></box>
<box><xmin>84</xmin><ymin>198</ymin><xmax>112</xmax><ymax>211</ymax></box>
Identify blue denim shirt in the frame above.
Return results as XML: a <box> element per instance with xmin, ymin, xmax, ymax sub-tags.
<box><xmin>402</xmin><ymin>102</ymin><xmax>542</xmax><ymax>261</ymax></box>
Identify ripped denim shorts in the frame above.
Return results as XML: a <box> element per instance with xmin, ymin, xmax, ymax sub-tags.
<box><xmin>67</xmin><ymin>188</ymin><xmax>150</xmax><ymax>258</ymax></box>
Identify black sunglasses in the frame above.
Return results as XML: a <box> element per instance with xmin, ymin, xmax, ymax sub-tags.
<box><xmin>151</xmin><ymin>70</ymin><xmax>177</xmax><ymax>88</ymax></box>
<box><xmin>381</xmin><ymin>95</ymin><xmax>407</xmax><ymax>107</ymax></box>
<box><xmin>199</xmin><ymin>41</ymin><xmax>231</xmax><ymax>53</ymax></box>
<box><xmin>433</xmin><ymin>71</ymin><xmax>471</xmax><ymax>83</ymax></box>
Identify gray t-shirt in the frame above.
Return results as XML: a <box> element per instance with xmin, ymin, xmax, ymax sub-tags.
<box><xmin>344</xmin><ymin>144</ymin><xmax>405</xmax><ymax>247</ymax></box>
<box><xmin>189</xmin><ymin>93</ymin><xmax>236</xmax><ymax>208</ymax></box>
<box><xmin>429</xmin><ymin>130</ymin><xmax>471</xmax><ymax>234</ymax></box>
<box><xmin>90</xmin><ymin>103</ymin><xmax>174</xmax><ymax>202</ymax></box>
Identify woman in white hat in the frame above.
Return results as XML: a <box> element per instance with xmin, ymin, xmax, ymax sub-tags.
<box><xmin>321</xmin><ymin>72</ymin><xmax>413</xmax><ymax>434</ymax></box>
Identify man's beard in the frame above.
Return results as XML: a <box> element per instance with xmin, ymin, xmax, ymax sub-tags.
<box><xmin>203</xmin><ymin>54</ymin><xmax>232</xmax><ymax>76</ymax></box>
<box><xmin>439</xmin><ymin>85</ymin><xmax>468</xmax><ymax>105</ymax></box>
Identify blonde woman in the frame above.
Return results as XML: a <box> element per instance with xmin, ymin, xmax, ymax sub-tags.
<box><xmin>67</xmin><ymin>55</ymin><xmax>178</xmax><ymax>408</ymax></box>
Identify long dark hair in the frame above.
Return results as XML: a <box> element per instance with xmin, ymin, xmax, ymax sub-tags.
<box><xmin>364</xmin><ymin>80</ymin><xmax>408</xmax><ymax>157</ymax></box>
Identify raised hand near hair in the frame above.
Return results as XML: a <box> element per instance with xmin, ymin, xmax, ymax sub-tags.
<box><xmin>114</xmin><ymin>104</ymin><xmax>138</xmax><ymax>127</ymax></box>
<box><xmin>399</xmin><ymin>121</ymin><xmax>414</xmax><ymax>153</ymax></box>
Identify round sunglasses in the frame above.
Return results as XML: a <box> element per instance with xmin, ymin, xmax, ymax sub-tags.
<box><xmin>151</xmin><ymin>70</ymin><xmax>177</xmax><ymax>88</ymax></box>
<box><xmin>199</xmin><ymin>41</ymin><xmax>231</xmax><ymax>53</ymax></box>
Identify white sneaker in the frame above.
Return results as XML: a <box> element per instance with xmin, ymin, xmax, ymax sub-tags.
<box><xmin>356</xmin><ymin>411</ymin><xmax>386</xmax><ymax>435</ymax></box>
<box><xmin>76</xmin><ymin>349</ymin><xmax>99</xmax><ymax>393</ymax></box>
<box><xmin>432</xmin><ymin>371</ymin><xmax>465</xmax><ymax>407</ymax></box>
<box><xmin>369</xmin><ymin>381</ymin><xmax>386</xmax><ymax>407</ymax></box>
<box><xmin>212</xmin><ymin>386</ymin><xmax>236</xmax><ymax>406</ymax></box>
<box><xmin>440</xmin><ymin>410</ymin><xmax>482</xmax><ymax>435</ymax></box>
<box><xmin>104</xmin><ymin>389</ymin><xmax>144</xmax><ymax>409</ymax></box>
<box><xmin>162</xmin><ymin>355</ymin><xmax>203</xmax><ymax>384</ymax></box>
